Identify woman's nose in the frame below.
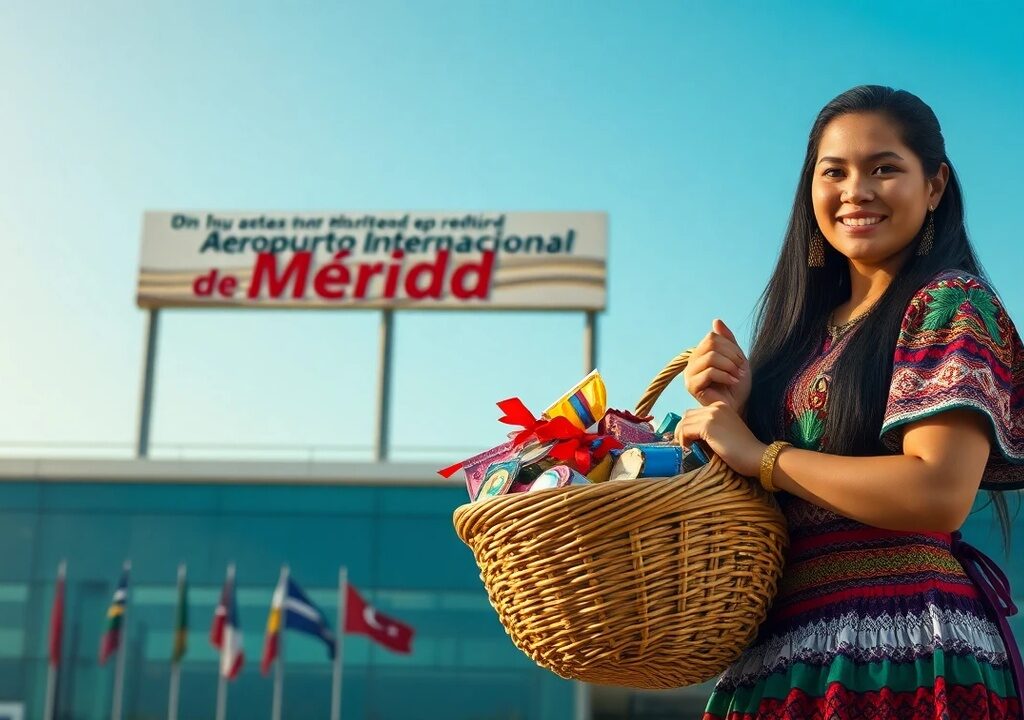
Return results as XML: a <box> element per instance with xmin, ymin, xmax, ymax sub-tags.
<box><xmin>840</xmin><ymin>176</ymin><xmax>875</xmax><ymax>204</ymax></box>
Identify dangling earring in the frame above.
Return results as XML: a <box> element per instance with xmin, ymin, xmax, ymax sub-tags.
<box><xmin>808</xmin><ymin>227</ymin><xmax>825</xmax><ymax>267</ymax></box>
<box><xmin>916</xmin><ymin>205</ymin><xmax>936</xmax><ymax>256</ymax></box>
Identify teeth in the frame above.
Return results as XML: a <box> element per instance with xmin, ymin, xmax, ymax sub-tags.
<box><xmin>841</xmin><ymin>216</ymin><xmax>883</xmax><ymax>226</ymax></box>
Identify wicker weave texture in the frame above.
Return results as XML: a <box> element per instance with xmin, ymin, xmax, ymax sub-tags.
<box><xmin>452</xmin><ymin>348</ymin><xmax>789</xmax><ymax>689</ymax></box>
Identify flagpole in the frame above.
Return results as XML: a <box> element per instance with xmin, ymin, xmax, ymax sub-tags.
<box><xmin>111</xmin><ymin>559</ymin><xmax>131</xmax><ymax>720</ymax></box>
<box><xmin>168</xmin><ymin>563</ymin><xmax>186</xmax><ymax>720</ymax></box>
<box><xmin>331</xmin><ymin>566</ymin><xmax>347</xmax><ymax>720</ymax></box>
<box><xmin>44</xmin><ymin>559</ymin><xmax>66</xmax><ymax>720</ymax></box>
<box><xmin>215</xmin><ymin>563</ymin><xmax>233</xmax><ymax>720</ymax></box>
<box><xmin>271</xmin><ymin>565</ymin><xmax>288</xmax><ymax>720</ymax></box>
<box><xmin>168</xmin><ymin>663</ymin><xmax>180</xmax><ymax>720</ymax></box>
<box><xmin>215</xmin><ymin>671</ymin><xmax>227</xmax><ymax>720</ymax></box>
<box><xmin>44</xmin><ymin>664</ymin><xmax>57</xmax><ymax>720</ymax></box>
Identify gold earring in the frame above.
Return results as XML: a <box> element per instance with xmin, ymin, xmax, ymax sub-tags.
<box><xmin>808</xmin><ymin>227</ymin><xmax>825</xmax><ymax>267</ymax></box>
<box><xmin>916</xmin><ymin>205</ymin><xmax>936</xmax><ymax>256</ymax></box>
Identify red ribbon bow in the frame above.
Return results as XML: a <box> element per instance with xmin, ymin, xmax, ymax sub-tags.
<box><xmin>497</xmin><ymin>397</ymin><xmax>622</xmax><ymax>474</ymax></box>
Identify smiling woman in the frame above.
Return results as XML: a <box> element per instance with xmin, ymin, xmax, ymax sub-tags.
<box><xmin>689</xmin><ymin>85</ymin><xmax>1024</xmax><ymax>720</ymax></box>
<box><xmin>811</xmin><ymin>113</ymin><xmax>948</xmax><ymax>283</ymax></box>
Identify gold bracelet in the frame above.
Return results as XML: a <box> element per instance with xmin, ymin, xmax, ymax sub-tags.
<box><xmin>759</xmin><ymin>441</ymin><xmax>792</xmax><ymax>493</ymax></box>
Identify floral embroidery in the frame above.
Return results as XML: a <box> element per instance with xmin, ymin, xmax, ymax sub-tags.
<box><xmin>792</xmin><ymin>408</ymin><xmax>825</xmax><ymax>450</ymax></box>
<box><xmin>786</xmin><ymin>335</ymin><xmax>855</xmax><ymax>452</ymax></box>
<box><xmin>921</xmin><ymin>281</ymin><xmax>1002</xmax><ymax>347</ymax></box>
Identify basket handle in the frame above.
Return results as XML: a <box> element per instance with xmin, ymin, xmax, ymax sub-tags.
<box><xmin>633</xmin><ymin>347</ymin><xmax>696</xmax><ymax>419</ymax></box>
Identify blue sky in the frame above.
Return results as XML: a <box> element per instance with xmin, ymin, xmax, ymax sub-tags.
<box><xmin>2</xmin><ymin>0</ymin><xmax>1022</xmax><ymax>462</ymax></box>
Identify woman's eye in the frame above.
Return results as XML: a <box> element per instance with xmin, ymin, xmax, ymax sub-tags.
<box><xmin>822</xmin><ymin>168</ymin><xmax>842</xmax><ymax>178</ymax></box>
<box><xmin>873</xmin><ymin>165</ymin><xmax>897</xmax><ymax>174</ymax></box>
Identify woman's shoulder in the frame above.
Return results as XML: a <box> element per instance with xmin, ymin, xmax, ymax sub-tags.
<box><xmin>884</xmin><ymin>266</ymin><xmax>1024</xmax><ymax>490</ymax></box>
<box><xmin>898</xmin><ymin>267</ymin><xmax>1009</xmax><ymax>343</ymax></box>
<box><xmin>913</xmin><ymin>267</ymin><xmax>998</xmax><ymax>298</ymax></box>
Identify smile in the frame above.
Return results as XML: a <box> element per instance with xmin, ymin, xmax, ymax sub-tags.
<box><xmin>840</xmin><ymin>216</ymin><xmax>885</xmax><ymax>226</ymax></box>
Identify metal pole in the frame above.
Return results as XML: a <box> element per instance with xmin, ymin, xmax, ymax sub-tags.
<box><xmin>168</xmin><ymin>563</ymin><xmax>185</xmax><ymax>720</ymax></box>
<box><xmin>167</xmin><ymin>665</ymin><xmax>180</xmax><ymax>720</ymax></box>
<box><xmin>330</xmin><ymin>567</ymin><xmax>347</xmax><ymax>720</ymax></box>
<box><xmin>574</xmin><ymin>681</ymin><xmax>591</xmax><ymax>720</ymax></box>
<box><xmin>583</xmin><ymin>311</ymin><xmax>598</xmax><ymax>374</ymax></box>
<box><xmin>44</xmin><ymin>665</ymin><xmax>57</xmax><ymax>720</ymax></box>
<box><xmin>111</xmin><ymin>560</ymin><xmax>131</xmax><ymax>720</ymax></box>
<box><xmin>271</xmin><ymin>566</ymin><xmax>288</xmax><ymax>720</ymax></box>
<box><xmin>215</xmin><ymin>673</ymin><xmax>227</xmax><ymax>720</ymax></box>
<box><xmin>136</xmin><ymin>308</ymin><xmax>160</xmax><ymax>458</ymax></box>
<box><xmin>374</xmin><ymin>310</ymin><xmax>394</xmax><ymax>462</ymax></box>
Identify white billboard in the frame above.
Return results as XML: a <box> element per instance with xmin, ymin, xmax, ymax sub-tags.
<box><xmin>137</xmin><ymin>211</ymin><xmax>607</xmax><ymax>311</ymax></box>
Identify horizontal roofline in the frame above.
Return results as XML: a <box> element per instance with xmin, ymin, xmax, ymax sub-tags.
<box><xmin>0</xmin><ymin>457</ymin><xmax>460</xmax><ymax>487</ymax></box>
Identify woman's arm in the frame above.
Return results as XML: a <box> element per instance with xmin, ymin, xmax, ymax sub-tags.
<box><xmin>678</xmin><ymin>402</ymin><xmax>994</xmax><ymax>532</ymax></box>
<box><xmin>771</xmin><ymin>408</ymin><xmax>993</xmax><ymax>532</ymax></box>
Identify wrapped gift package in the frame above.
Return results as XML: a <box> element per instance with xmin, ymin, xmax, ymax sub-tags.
<box><xmin>441</xmin><ymin>369</ymin><xmax>703</xmax><ymax>502</ymax></box>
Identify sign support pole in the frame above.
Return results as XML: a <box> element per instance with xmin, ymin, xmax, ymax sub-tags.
<box><xmin>136</xmin><ymin>308</ymin><xmax>160</xmax><ymax>458</ymax></box>
<box><xmin>374</xmin><ymin>310</ymin><xmax>394</xmax><ymax>462</ymax></box>
<box><xmin>584</xmin><ymin>310</ymin><xmax>598</xmax><ymax>374</ymax></box>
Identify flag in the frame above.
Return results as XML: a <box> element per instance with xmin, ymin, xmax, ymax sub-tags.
<box><xmin>171</xmin><ymin>564</ymin><xmax>188</xmax><ymax>664</ymax></box>
<box><xmin>262</xmin><ymin>574</ymin><xmax>336</xmax><ymax>675</ymax></box>
<box><xmin>344</xmin><ymin>584</ymin><xmax>414</xmax><ymax>654</ymax></box>
<box><xmin>210</xmin><ymin>566</ymin><xmax>244</xmax><ymax>679</ymax></box>
<box><xmin>260</xmin><ymin>572</ymin><xmax>286</xmax><ymax>675</ymax></box>
<box><xmin>48</xmin><ymin>561</ymin><xmax>66</xmax><ymax>667</ymax></box>
<box><xmin>99</xmin><ymin>564</ymin><xmax>130</xmax><ymax>665</ymax></box>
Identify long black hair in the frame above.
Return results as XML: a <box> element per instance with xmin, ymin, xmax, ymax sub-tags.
<box><xmin>745</xmin><ymin>84</ymin><xmax>1016</xmax><ymax>552</ymax></box>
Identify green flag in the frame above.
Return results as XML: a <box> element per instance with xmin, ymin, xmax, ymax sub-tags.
<box><xmin>172</xmin><ymin>564</ymin><xmax>188</xmax><ymax>664</ymax></box>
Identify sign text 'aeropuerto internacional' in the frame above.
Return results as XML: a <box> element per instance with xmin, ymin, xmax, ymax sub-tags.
<box><xmin>137</xmin><ymin>211</ymin><xmax>607</xmax><ymax>311</ymax></box>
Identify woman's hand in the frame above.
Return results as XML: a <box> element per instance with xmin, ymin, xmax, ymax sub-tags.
<box><xmin>683</xmin><ymin>319</ymin><xmax>751</xmax><ymax>415</ymax></box>
<box><xmin>674</xmin><ymin>401</ymin><xmax>768</xmax><ymax>478</ymax></box>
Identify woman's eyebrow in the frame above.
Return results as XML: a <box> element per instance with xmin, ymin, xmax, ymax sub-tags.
<box><xmin>816</xmin><ymin>150</ymin><xmax>905</xmax><ymax>166</ymax></box>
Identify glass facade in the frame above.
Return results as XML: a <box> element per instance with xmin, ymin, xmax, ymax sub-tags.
<box><xmin>0</xmin><ymin>477</ymin><xmax>575</xmax><ymax>720</ymax></box>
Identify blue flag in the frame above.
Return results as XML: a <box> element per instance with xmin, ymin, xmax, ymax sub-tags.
<box><xmin>284</xmin><ymin>577</ymin><xmax>336</xmax><ymax>659</ymax></box>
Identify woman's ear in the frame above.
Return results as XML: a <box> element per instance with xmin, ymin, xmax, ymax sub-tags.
<box><xmin>930</xmin><ymin>162</ymin><xmax>950</xmax><ymax>208</ymax></box>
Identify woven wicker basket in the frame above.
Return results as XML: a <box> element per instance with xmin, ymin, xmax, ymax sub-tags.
<box><xmin>452</xmin><ymin>347</ymin><xmax>789</xmax><ymax>689</ymax></box>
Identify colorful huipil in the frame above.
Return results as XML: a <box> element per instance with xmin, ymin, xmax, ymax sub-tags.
<box><xmin>704</xmin><ymin>269</ymin><xmax>1024</xmax><ymax>719</ymax></box>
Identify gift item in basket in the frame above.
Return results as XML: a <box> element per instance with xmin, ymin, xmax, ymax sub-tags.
<box><xmin>598</xmin><ymin>408</ymin><xmax>662</xmax><ymax>444</ymax></box>
<box><xmin>517</xmin><ymin>454</ymin><xmax>561</xmax><ymax>486</ymax></box>
<box><xmin>497</xmin><ymin>397</ymin><xmax>622</xmax><ymax>475</ymax></box>
<box><xmin>453</xmin><ymin>346</ymin><xmax>788</xmax><ymax>690</ymax></box>
<box><xmin>441</xmin><ymin>436</ymin><xmax>555</xmax><ymax>500</ymax></box>
<box><xmin>526</xmin><ymin>464</ymin><xmax>590</xmax><ymax>492</ymax></box>
<box><xmin>483</xmin><ymin>440</ymin><xmax>561</xmax><ymax>500</ymax></box>
<box><xmin>681</xmin><ymin>439</ymin><xmax>712</xmax><ymax>471</ymax></box>
<box><xmin>542</xmin><ymin>369</ymin><xmax>607</xmax><ymax>430</ymax></box>
<box><xmin>475</xmin><ymin>460</ymin><xmax>521</xmax><ymax>501</ymax></box>
<box><xmin>585</xmin><ymin>452</ymin><xmax>613</xmax><ymax>483</ymax></box>
<box><xmin>656</xmin><ymin>411</ymin><xmax>682</xmax><ymax>435</ymax></box>
<box><xmin>608</xmin><ymin>444</ymin><xmax>684</xmax><ymax>481</ymax></box>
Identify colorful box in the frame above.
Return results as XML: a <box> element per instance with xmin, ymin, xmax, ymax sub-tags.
<box><xmin>543</xmin><ymin>369</ymin><xmax>607</xmax><ymax>431</ymax></box>
<box><xmin>599</xmin><ymin>408</ymin><xmax>662</xmax><ymax>445</ymax></box>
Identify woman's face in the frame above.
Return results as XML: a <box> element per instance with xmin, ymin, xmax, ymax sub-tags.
<box><xmin>811</xmin><ymin>112</ymin><xmax>948</xmax><ymax>272</ymax></box>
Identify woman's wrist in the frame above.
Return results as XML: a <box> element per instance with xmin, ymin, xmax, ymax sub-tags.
<box><xmin>759</xmin><ymin>441</ymin><xmax>792</xmax><ymax>493</ymax></box>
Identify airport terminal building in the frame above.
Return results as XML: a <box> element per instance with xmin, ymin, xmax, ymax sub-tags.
<box><xmin>0</xmin><ymin>458</ymin><xmax>725</xmax><ymax>719</ymax></box>
<box><xmin>3</xmin><ymin>458</ymin><xmax>1022</xmax><ymax>720</ymax></box>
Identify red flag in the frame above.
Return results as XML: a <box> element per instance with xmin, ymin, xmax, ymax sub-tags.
<box><xmin>49</xmin><ymin>561</ymin><xmax>66</xmax><ymax>667</ymax></box>
<box><xmin>344</xmin><ymin>585</ymin><xmax>414</xmax><ymax>654</ymax></box>
<box><xmin>210</xmin><ymin>565</ymin><xmax>244</xmax><ymax>679</ymax></box>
